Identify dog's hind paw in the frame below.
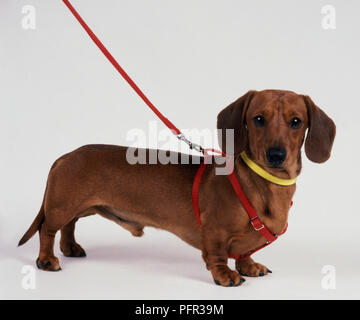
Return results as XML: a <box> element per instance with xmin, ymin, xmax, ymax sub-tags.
<box><xmin>36</xmin><ymin>256</ymin><xmax>61</xmax><ymax>271</ymax></box>
<box><xmin>61</xmin><ymin>242</ymin><xmax>86</xmax><ymax>258</ymax></box>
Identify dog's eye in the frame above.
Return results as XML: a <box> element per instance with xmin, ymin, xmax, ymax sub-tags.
<box><xmin>253</xmin><ymin>115</ymin><xmax>265</xmax><ymax>127</ymax></box>
<box><xmin>290</xmin><ymin>117</ymin><xmax>302</xmax><ymax>129</ymax></box>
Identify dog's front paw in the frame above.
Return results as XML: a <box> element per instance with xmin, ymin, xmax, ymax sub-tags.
<box><xmin>211</xmin><ymin>265</ymin><xmax>246</xmax><ymax>287</ymax></box>
<box><xmin>236</xmin><ymin>258</ymin><xmax>271</xmax><ymax>277</ymax></box>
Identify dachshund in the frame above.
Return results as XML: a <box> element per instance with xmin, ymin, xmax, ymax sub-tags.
<box><xmin>18</xmin><ymin>89</ymin><xmax>336</xmax><ymax>286</ymax></box>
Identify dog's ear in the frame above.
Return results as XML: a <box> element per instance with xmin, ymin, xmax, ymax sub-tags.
<box><xmin>303</xmin><ymin>95</ymin><xmax>336</xmax><ymax>163</ymax></box>
<box><xmin>217</xmin><ymin>90</ymin><xmax>256</xmax><ymax>155</ymax></box>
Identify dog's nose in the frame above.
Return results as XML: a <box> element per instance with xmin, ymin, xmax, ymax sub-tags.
<box><xmin>266</xmin><ymin>147</ymin><xmax>287</xmax><ymax>166</ymax></box>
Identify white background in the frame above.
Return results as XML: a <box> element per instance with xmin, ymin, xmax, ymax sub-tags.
<box><xmin>1</xmin><ymin>0</ymin><xmax>359</xmax><ymax>299</ymax></box>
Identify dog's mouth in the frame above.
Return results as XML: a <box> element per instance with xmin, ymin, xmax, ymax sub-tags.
<box><xmin>267</xmin><ymin>163</ymin><xmax>284</xmax><ymax>170</ymax></box>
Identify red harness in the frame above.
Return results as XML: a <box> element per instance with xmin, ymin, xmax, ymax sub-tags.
<box><xmin>63</xmin><ymin>0</ymin><xmax>292</xmax><ymax>262</ymax></box>
<box><xmin>192</xmin><ymin>149</ymin><xmax>291</xmax><ymax>261</ymax></box>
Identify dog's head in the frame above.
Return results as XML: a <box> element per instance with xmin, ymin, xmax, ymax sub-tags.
<box><xmin>217</xmin><ymin>90</ymin><xmax>336</xmax><ymax>174</ymax></box>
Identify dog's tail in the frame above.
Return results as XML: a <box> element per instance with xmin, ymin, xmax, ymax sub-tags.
<box><xmin>18</xmin><ymin>158</ymin><xmax>64</xmax><ymax>247</ymax></box>
<box><xmin>18</xmin><ymin>203</ymin><xmax>45</xmax><ymax>246</ymax></box>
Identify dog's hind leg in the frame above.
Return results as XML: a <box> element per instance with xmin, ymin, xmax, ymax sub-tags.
<box><xmin>36</xmin><ymin>207</ymin><xmax>79</xmax><ymax>271</ymax></box>
<box><xmin>36</xmin><ymin>218</ymin><xmax>62</xmax><ymax>271</ymax></box>
<box><xmin>60</xmin><ymin>218</ymin><xmax>86</xmax><ymax>257</ymax></box>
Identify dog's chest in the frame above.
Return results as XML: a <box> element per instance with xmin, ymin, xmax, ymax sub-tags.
<box><xmin>226</xmin><ymin>204</ymin><xmax>290</xmax><ymax>256</ymax></box>
<box><xmin>228</xmin><ymin>231</ymin><xmax>267</xmax><ymax>256</ymax></box>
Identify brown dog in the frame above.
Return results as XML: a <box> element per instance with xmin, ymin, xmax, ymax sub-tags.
<box><xmin>18</xmin><ymin>89</ymin><xmax>335</xmax><ymax>286</ymax></box>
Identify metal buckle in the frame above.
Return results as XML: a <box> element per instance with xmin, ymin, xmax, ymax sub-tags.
<box><xmin>177</xmin><ymin>133</ymin><xmax>204</xmax><ymax>153</ymax></box>
<box><xmin>250</xmin><ymin>217</ymin><xmax>264</xmax><ymax>231</ymax></box>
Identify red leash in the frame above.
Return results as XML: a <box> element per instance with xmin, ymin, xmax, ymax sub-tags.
<box><xmin>62</xmin><ymin>0</ymin><xmax>289</xmax><ymax>261</ymax></box>
<box><xmin>62</xmin><ymin>0</ymin><xmax>180</xmax><ymax>136</ymax></box>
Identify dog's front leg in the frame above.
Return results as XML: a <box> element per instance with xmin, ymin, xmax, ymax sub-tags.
<box><xmin>201</xmin><ymin>227</ymin><xmax>245</xmax><ymax>287</ymax></box>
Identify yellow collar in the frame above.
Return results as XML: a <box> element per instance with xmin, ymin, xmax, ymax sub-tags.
<box><xmin>240</xmin><ymin>151</ymin><xmax>297</xmax><ymax>186</ymax></box>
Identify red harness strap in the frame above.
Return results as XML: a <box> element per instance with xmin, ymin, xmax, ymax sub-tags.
<box><xmin>63</xmin><ymin>0</ymin><xmax>291</xmax><ymax>262</ymax></box>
